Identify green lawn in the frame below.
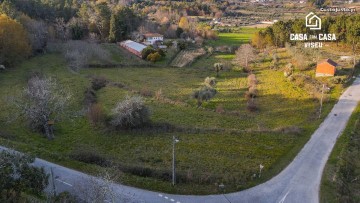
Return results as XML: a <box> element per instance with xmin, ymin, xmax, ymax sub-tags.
<box><xmin>206</xmin><ymin>28</ymin><xmax>259</xmax><ymax>47</ymax></box>
<box><xmin>0</xmin><ymin>44</ymin><xmax>346</xmax><ymax>195</ymax></box>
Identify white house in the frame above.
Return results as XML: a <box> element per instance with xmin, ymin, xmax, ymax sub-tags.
<box><xmin>143</xmin><ymin>33</ymin><xmax>164</xmax><ymax>45</ymax></box>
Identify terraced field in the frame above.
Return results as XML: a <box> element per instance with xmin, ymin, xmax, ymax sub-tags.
<box><xmin>170</xmin><ymin>48</ymin><xmax>206</xmax><ymax>67</ymax></box>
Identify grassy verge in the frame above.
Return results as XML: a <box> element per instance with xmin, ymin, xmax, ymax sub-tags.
<box><xmin>320</xmin><ymin>103</ymin><xmax>360</xmax><ymax>203</ymax></box>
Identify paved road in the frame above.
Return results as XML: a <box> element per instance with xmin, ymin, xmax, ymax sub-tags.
<box><xmin>1</xmin><ymin>77</ymin><xmax>360</xmax><ymax>203</ymax></box>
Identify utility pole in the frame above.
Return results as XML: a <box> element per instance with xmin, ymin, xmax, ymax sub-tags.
<box><xmin>172</xmin><ymin>136</ymin><xmax>179</xmax><ymax>186</ymax></box>
<box><xmin>319</xmin><ymin>84</ymin><xmax>325</xmax><ymax>119</ymax></box>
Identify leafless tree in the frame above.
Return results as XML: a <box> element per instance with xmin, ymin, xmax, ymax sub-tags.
<box><xmin>75</xmin><ymin>169</ymin><xmax>144</xmax><ymax>203</ymax></box>
<box><xmin>110</xmin><ymin>96</ymin><xmax>150</xmax><ymax>129</ymax></box>
<box><xmin>234</xmin><ymin>44</ymin><xmax>257</xmax><ymax>72</ymax></box>
<box><xmin>20</xmin><ymin>16</ymin><xmax>48</xmax><ymax>53</ymax></box>
<box><xmin>14</xmin><ymin>75</ymin><xmax>71</xmax><ymax>140</ymax></box>
<box><xmin>54</xmin><ymin>18</ymin><xmax>69</xmax><ymax>41</ymax></box>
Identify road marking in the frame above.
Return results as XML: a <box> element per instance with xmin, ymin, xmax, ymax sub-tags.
<box><xmin>55</xmin><ymin>178</ymin><xmax>73</xmax><ymax>187</ymax></box>
<box><xmin>278</xmin><ymin>191</ymin><xmax>290</xmax><ymax>203</ymax></box>
<box><xmin>158</xmin><ymin>193</ymin><xmax>180</xmax><ymax>203</ymax></box>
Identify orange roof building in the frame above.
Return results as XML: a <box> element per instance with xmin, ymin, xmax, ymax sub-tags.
<box><xmin>315</xmin><ymin>59</ymin><xmax>338</xmax><ymax>77</ymax></box>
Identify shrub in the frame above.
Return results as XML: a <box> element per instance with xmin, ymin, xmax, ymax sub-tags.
<box><xmin>284</xmin><ymin>63</ymin><xmax>294</xmax><ymax>77</ymax></box>
<box><xmin>87</xmin><ymin>103</ymin><xmax>106</xmax><ymax>126</ymax></box>
<box><xmin>193</xmin><ymin>86</ymin><xmax>217</xmax><ymax>107</ymax></box>
<box><xmin>328</xmin><ymin>76</ymin><xmax>347</xmax><ymax>84</ymax></box>
<box><xmin>249</xmin><ymin>86</ymin><xmax>258</xmax><ymax>96</ymax></box>
<box><xmin>84</xmin><ymin>88</ymin><xmax>97</xmax><ymax>106</ymax></box>
<box><xmin>141</xmin><ymin>46</ymin><xmax>155</xmax><ymax>59</ymax></box>
<box><xmin>70</xmin><ymin>146</ymin><xmax>110</xmax><ymax>167</ymax></box>
<box><xmin>140</xmin><ymin>86</ymin><xmax>153</xmax><ymax>97</ymax></box>
<box><xmin>110</xmin><ymin>96</ymin><xmax>150</xmax><ymax>129</ymax></box>
<box><xmin>204</xmin><ymin>77</ymin><xmax>216</xmax><ymax>87</ymax></box>
<box><xmin>247</xmin><ymin>74</ymin><xmax>258</xmax><ymax>87</ymax></box>
<box><xmin>147</xmin><ymin>52</ymin><xmax>162</xmax><ymax>63</ymax></box>
<box><xmin>91</xmin><ymin>76</ymin><xmax>108</xmax><ymax>91</ymax></box>
<box><xmin>215</xmin><ymin>105</ymin><xmax>225</xmax><ymax>114</ymax></box>
<box><xmin>247</xmin><ymin>99</ymin><xmax>258</xmax><ymax>112</ymax></box>
<box><xmin>155</xmin><ymin>89</ymin><xmax>164</xmax><ymax>100</ymax></box>
<box><xmin>156</xmin><ymin>48</ymin><xmax>166</xmax><ymax>57</ymax></box>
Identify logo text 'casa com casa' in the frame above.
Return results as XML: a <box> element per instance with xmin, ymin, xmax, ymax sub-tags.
<box><xmin>290</xmin><ymin>12</ymin><xmax>336</xmax><ymax>48</ymax></box>
<box><xmin>306</xmin><ymin>12</ymin><xmax>321</xmax><ymax>30</ymax></box>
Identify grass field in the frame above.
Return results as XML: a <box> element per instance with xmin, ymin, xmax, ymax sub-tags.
<box><xmin>206</xmin><ymin>27</ymin><xmax>259</xmax><ymax>47</ymax></box>
<box><xmin>0</xmin><ymin>40</ymin><xmax>348</xmax><ymax>195</ymax></box>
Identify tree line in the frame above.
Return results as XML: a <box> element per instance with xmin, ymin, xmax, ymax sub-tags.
<box><xmin>252</xmin><ymin>15</ymin><xmax>360</xmax><ymax>50</ymax></box>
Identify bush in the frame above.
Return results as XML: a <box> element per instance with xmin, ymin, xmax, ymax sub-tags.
<box><xmin>215</xmin><ymin>105</ymin><xmax>225</xmax><ymax>114</ymax></box>
<box><xmin>328</xmin><ymin>76</ymin><xmax>347</xmax><ymax>84</ymax></box>
<box><xmin>247</xmin><ymin>74</ymin><xmax>258</xmax><ymax>87</ymax></box>
<box><xmin>193</xmin><ymin>86</ymin><xmax>217</xmax><ymax>107</ymax></box>
<box><xmin>87</xmin><ymin>103</ymin><xmax>106</xmax><ymax>126</ymax></box>
<box><xmin>204</xmin><ymin>77</ymin><xmax>216</xmax><ymax>87</ymax></box>
<box><xmin>84</xmin><ymin>88</ymin><xmax>97</xmax><ymax>106</ymax></box>
<box><xmin>70</xmin><ymin>146</ymin><xmax>110</xmax><ymax>167</ymax></box>
<box><xmin>247</xmin><ymin>99</ymin><xmax>258</xmax><ymax>112</ymax></box>
<box><xmin>140</xmin><ymin>86</ymin><xmax>153</xmax><ymax>97</ymax></box>
<box><xmin>91</xmin><ymin>76</ymin><xmax>108</xmax><ymax>91</ymax></box>
<box><xmin>284</xmin><ymin>63</ymin><xmax>294</xmax><ymax>77</ymax></box>
<box><xmin>147</xmin><ymin>52</ymin><xmax>162</xmax><ymax>63</ymax></box>
<box><xmin>141</xmin><ymin>46</ymin><xmax>155</xmax><ymax>59</ymax></box>
<box><xmin>156</xmin><ymin>48</ymin><xmax>166</xmax><ymax>57</ymax></box>
<box><xmin>110</xmin><ymin>96</ymin><xmax>150</xmax><ymax>129</ymax></box>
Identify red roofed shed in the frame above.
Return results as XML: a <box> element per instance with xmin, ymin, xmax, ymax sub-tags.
<box><xmin>316</xmin><ymin>59</ymin><xmax>338</xmax><ymax>77</ymax></box>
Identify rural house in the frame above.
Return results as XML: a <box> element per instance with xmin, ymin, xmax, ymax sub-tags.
<box><xmin>143</xmin><ymin>33</ymin><xmax>164</xmax><ymax>45</ymax></box>
<box><xmin>315</xmin><ymin>58</ymin><xmax>338</xmax><ymax>77</ymax></box>
<box><xmin>119</xmin><ymin>40</ymin><xmax>147</xmax><ymax>58</ymax></box>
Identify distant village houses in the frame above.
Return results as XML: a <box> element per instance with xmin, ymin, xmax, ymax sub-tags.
<box><xmin>143</xmin><ymin>33</ymin><xmax>164</xmax><ymax>46</ymax></box>
<box><xmin>120</xmin><ymin>33</ymin><xmax>166</xmax><ymax>57</ymax></box>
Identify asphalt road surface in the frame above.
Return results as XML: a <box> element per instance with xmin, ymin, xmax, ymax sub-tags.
<box><xmin>1</xmin><ymin>77</ymin><xmax>360</xmax><ymax>203</ymax></box>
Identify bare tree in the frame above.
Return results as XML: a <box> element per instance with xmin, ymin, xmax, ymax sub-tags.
<box><xmin>75</xmin><ymin>169</ymin><xmax>143</xmax><ymax>203</ymax></box>
<box><xmin>54</xmin><ymin>18</ymin><xmax>69</xmax><ymax>41</ymax></box>
<box><xmin>20</xmin><ymin>15</ymin><xmax>48</xmax><ymax>53</ymax></box>
<box><xmin>14</xmin><ymin>75</ymin><xmax>71</xmax><ymax>140</ymax></box>
<box><xmin>234</xmin><ymin>44</ymin><xmax>257</xmax><ymax>72</ymax></box>
<box><xmin>110</xmin><ymin>96</ymin><xmax>150</xmax><ymax>129</ymax></box>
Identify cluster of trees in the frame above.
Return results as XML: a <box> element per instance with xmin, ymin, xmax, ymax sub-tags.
<box><xmin>141</xmin><ymin>46</ymin><xmax>165</xmax><ymax>62</ymax></box>
<box><xmin>0</xmin><ymin>0</ymin><xmax>142</xmax><ymax>67</ymax></box>
<box><xmin>252</xmin><ymin>15</ymin><xmax>360</xmax><ymax>57</ymax></box>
